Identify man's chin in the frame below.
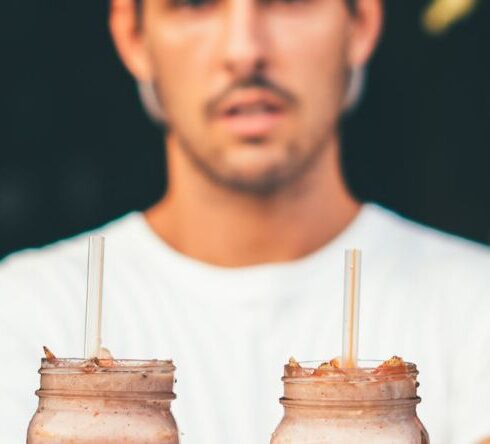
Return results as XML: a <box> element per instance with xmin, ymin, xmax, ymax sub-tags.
<box><xmin>178</xmin><ymin>135</ymin><xmax>312</xmax><ymax>195</ymax></box>
<box><xmin>213</xmin><ymin>170</ymin><xmax>293</xmax><ymax>196</ymax></box>
<box><xmin>216</xmin><ymin>149</ymin><xmax>294</xmax><ymax>192</ymax></box>
<box><xmin>223</xmin><ymin>137</ymin><xmax>294</xmax><ymax>168</ymax></box>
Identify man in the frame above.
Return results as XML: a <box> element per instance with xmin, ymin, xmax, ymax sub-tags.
<box><xmin>1</xmin><ymin>0</ymin><xmax>489</xmax><ymax>442</ymax></box>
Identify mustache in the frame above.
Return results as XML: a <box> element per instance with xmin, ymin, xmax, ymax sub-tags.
<box><xmin>205</xmin><ymin>74</ymin><xmax>297</xmax><ymax>117</ymax></box>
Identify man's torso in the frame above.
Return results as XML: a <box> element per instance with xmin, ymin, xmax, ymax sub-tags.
<box><xmin>1</xmin><ymin>204</ymin><xmax>489</xmax><ymax>443</ymax></box>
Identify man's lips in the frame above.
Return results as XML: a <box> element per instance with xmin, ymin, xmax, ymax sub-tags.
<box><xmin>215</xmin><ymin>89</ymin><xmax>285</xmax><ymax>116</ymax></box>
<box><xmin>212</xmin><ymin>89</ymin><xmax>287</xmax><ymax>138</ymax></box>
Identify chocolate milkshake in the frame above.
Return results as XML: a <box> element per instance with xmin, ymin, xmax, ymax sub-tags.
<box><xmin>27</xmin><ymin>357</ymin><xmax>179</xmax><ymax>443</ymax></box>
<box><xmin>271</xmin><ymin>357</ymin><xmax>429</xmax><ymax>443</ymax></box>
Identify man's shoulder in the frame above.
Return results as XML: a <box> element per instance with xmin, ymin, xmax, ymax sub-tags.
<box><xmin>0</xmin><ymin>212</ymin><xmax>143</xmax><ymax>290</ymax></box>
<box><xmin>368</xmin><ymin>203</ymin><xmax>489</xmax><ymax>258</ymax></box>
<box><xmin>365</xmin><ymin>204</ymin><xmax>490</xmax><ymax>299</ymax></box>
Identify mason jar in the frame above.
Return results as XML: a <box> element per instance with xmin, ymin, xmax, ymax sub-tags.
<box><xmin>271</xmin><ymin>360</ymin><xmax>429</xmax><ymax>443</ymax></box>
<box><xmin>27</xmin><ymin>358</ymin><xmax>180</xmax><ymax>443</ymax></box>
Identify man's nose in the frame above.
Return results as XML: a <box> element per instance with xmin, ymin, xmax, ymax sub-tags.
<box><xmin>221</xmin><ymin>0</ymin><xmax>267</xmax><ymax>79</ymax></box>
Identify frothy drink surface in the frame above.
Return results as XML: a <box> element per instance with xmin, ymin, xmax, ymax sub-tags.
<box><xmin>27</xmin><ymin>358</ymin><xmax>179</xmax><ymax>443</ymax></box>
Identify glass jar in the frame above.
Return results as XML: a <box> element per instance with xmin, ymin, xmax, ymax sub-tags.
<box><xmin>27</xmin><ymin>358</ymin><xmax>180</xmax><ymax>443</ymax></box>
<box><xmin>271</xmin><ymin>360</ymin><xmax>429</xmax><ymax>443</ymax></box>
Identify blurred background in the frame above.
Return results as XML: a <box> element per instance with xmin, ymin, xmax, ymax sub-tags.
<box><xmin>0</xmin><ymin>0</ymin><xmax>489</xmax><ymax>259</ymax></box>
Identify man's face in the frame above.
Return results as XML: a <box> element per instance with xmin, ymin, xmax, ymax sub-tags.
<box><xmin>131</xmin><ymin>0</ymin><xmax>369</xmax><ymax>194</ymax></box>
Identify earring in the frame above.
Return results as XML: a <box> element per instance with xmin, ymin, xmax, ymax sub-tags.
<box><xmin>343</xmin><ymin>66</ymin><xmax>366</xmax><ymax>112</ymax></box>
<box><xmin>137</xmin><ymin>81</ymin><xmax>165</xmax><ymax>123</ymax></box>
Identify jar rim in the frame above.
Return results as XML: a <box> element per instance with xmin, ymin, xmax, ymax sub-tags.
<box><xmin>40</xmin><ymin>358</ymin><xmax>175</xmax><ymax>374</ymax></box>
<box><xmin>283</xmin><ymin>360</ymin><xmax>418</xmax><ymax>382</ymax></box>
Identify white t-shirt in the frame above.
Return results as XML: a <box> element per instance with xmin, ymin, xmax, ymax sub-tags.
<box><xmin>1</xmin><ymin>203</ymin><xmax>489</xmax><ymax>444</ymax></box>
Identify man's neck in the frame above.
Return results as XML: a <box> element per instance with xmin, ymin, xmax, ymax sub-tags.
<box><xmin>145</xmin><ymin>135</ymin><xmax>360</xmax><ymax>267</ymax></box>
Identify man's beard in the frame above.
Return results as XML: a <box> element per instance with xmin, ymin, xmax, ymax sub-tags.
<box><xmin>176</xmin><ymin>131</ymin><xmax>331</xmax><ymax>197</ymax></box>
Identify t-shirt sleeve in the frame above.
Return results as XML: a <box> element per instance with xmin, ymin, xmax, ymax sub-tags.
<box><xmin>0</xmin><ymin>274</ymin><xmax>42</xmax><ymax>443</ymax></box>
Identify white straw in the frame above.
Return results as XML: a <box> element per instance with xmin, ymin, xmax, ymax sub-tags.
<box><xmin>341</xmin><ymin>249</ymin><xmax>362</xmax><ymax>368</ymax></box>
<box><xmin>84</xmin><ymin>236</ymin><xmax>105</xmax><ymax>359</ymax></box>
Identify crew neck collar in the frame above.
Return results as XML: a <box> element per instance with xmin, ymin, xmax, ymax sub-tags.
<box><xmin>120</xmin><ymin>203</ymin><xmax>384</xmax><ymax>299</ymax></box>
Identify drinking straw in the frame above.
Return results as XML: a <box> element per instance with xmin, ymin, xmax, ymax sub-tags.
<box><xmin>84</xmin><ymin>236</ymin><xmax>105</xmax><ymax>359</ymax></box>
<box><xmin>341</xmin><ymin>249</ymin><xmax>362</xmax><ymax>368</ymax></box>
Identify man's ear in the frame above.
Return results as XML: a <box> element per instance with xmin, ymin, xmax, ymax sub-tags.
<box><xmin>109</xmin><ymin>0</ymin><xmax>153</xmax><ymax>82</ymax></box>
<box><xmin>347</xmin><ymin>0</ymin><xmax>384</xmax><ymax>68</ymax></box>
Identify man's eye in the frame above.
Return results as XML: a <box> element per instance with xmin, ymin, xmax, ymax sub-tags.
<box><xmin>169</xmin><ymin>0</ymin><xmax>213</xmax><ymax>8</ymax></box>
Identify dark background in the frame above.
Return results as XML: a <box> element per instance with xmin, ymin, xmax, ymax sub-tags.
<box><xmin>1</xmin><ymin>0</ymin><xmax>489</xmax><ymax>258</ymax></box>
